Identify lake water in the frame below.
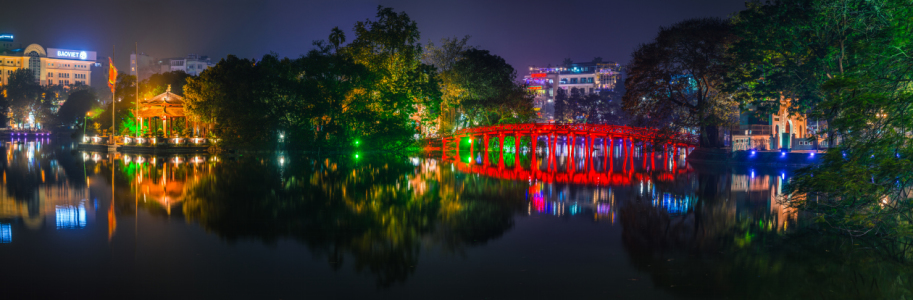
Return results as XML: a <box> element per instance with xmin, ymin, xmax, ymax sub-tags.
<box><xmin>0</xmin><ymin>138</ymin><xmax>907</xmax><ymax>299</ymax></box>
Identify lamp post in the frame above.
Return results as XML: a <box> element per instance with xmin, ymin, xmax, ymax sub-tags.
<box><xmin>84</xmin><ymin>112</ymin><xmax>92</xmax><ymax>140</ymax></box>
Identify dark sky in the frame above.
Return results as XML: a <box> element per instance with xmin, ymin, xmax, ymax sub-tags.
<box><xmin>1</xmin><ymin>0</ymin><xmax>746</xmax><ymax>75</ymax></box>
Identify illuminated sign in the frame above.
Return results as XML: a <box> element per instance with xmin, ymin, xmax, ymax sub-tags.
<box><xmin>530</xmin><ymin>73</ymin><xmax>546</xmax><ymax>78</ymax></box>
<box><xmin>0</xmin><ymin>34</ymin><xmax>12</xmax><ymax>41</ymax></box>
<box><xmin>527</xmin><ymin>86</ymin><xmax>542</xmax><ymax>90</ymax></box>
<box><xmin>47</xmin><ymin>48</ymin><xmax>97</xmax><ymax>61</ymax></box>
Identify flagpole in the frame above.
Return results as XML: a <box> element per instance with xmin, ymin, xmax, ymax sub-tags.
<box><xmin>112</xmin><ymin>45</ymin><xmax>116</xmax><ymax>142</ymax></box>
<box><xmin>135</xmin><ymin>42</ymin><xmax>139</xmax><ymax>141</ymax></box>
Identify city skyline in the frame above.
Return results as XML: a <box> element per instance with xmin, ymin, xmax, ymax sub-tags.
<box><xmin>0</xmin><ymin>0</ymin><xmax>746</xmax><ymax>74</ymax></box>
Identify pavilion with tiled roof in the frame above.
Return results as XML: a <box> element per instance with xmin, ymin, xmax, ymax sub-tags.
<box><xmin>137</xmin><ymin>85</ymin><xmax>187</xmax><ymax>137</ymax></box>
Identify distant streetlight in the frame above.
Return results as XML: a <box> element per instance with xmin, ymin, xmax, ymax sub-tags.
<box><xmin>84</xmin><ymin>112</ymin><xmax>92</xmax><ymax>137</ymax></box>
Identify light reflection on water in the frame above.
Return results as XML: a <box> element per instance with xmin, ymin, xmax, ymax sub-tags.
<box><xmin>0</xmin><ymin>138</ymin><xmax>907</xmax><ymax>299</ymax></box>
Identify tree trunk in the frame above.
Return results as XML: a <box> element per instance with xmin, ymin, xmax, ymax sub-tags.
<box><xmin>701</xmin><ymin>125</ymin><xmax>721</xmax><ymax>148</ymax></box>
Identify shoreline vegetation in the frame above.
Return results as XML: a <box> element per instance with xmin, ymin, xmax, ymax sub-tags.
<box><xmin>621</xmin><ymin>0</ymin><xmax>913</xmax><ymax>262</ymax></box>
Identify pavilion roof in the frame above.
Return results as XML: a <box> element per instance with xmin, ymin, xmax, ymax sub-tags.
<box><xmin>137</xmin><ymin>106</ymin><xmax>185</xmax><ymax>118</ymax></box>
<box><xmin>140</xmin><ymin>90</ymin><xmax>184</xmax><ymax>107</ymax></box>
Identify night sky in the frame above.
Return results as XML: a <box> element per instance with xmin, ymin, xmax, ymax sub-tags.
<box><xmin>1</xmin><ymin>0</ymin><xmax>746</xmax><ymax>75</ymax></box>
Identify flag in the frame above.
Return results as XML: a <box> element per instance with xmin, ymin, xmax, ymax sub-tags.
<box><xmin>108</xmin><ymin>57</ymin><xmax>117</xmax><ymax>94</ymax></box>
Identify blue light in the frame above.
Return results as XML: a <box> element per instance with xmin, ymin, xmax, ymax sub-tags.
<box><xmin>810</xmin><ymin>152</ymin><xmax>815</xmax><ymax>157</ymax></box>
<box><xmin>750</xmin><ymin>170</ymin><xmax>755</xmax><ymax>178</ymax></box>
<box><xmin>0</xmin><ymin>224</ymin><xmax>9</xmax><ymax>243</ymax></box>
<box><xmin>750</xmin><ymin>150</ymin><xmax>756</xmax><ymax>156</ymax></box>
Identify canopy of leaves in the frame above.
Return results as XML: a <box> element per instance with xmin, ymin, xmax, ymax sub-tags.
<box><xmin>623</xmin><ymin>17</ymin><xmax>737</xmax><ymax>147</ymax></box>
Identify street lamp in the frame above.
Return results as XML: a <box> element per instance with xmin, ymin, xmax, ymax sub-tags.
<box><xmin>84</xmin><ymin>112</ymin><xmax>92</xmax><ymax>139</ymax></box>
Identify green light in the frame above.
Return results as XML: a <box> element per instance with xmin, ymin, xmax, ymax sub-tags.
<box><xmin>355</xmin><ymin>154</ymin><xmax>360</xmax><ymax>159</ymax></box>
<box><xmin>355</xmin><ymin>140</ymin><xmax>360</xmax><ymax>145</ymax></box>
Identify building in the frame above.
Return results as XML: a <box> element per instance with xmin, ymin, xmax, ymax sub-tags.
<box><xmin>163</xmin><ymin>54</ymin><xmax>215</xmax><ymax>76</ymax></box>
<box><xmin>130</xmin><ymin>52</ymin><xmax>159</xmax><ymax>82</ymax></box>
<box><xmin>731</xmin><ymin>97</ymin><xmax>813</xmax><ymax>151</ymax></box>
<box><xmin>0</xmin><ymin>34</ymin><xmax>96</xmax><ymax>87</ymax></box>
<box><xmin>523</xmin><ymin>59</ymin><xmax>622</xmax><ymax>122</ymax></box>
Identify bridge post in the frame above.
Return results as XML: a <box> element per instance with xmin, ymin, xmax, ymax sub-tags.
<box><xmin>587</xmin><ymin>135</ymin><xmax>593</xmax><ymax>172</ymax></box>
<box><xmin>642</xmin><ymin>141</ymin><xmax>647</xmax><ymax>169</ymax></box>
<box><xmin>498</xmin><ymin>134</ymin><xmax>505</xmax><ymax>167</ymax></box>
<box><xmin>531</xmin><ymin>133</ymin><xmax>538</xmax><ymax>171</ymax></box>
<box><xmin>549</xmin><ymin>134</ymin><xmax>556</xmax><ymax>172</ymax></box>
<box><xmin>483</xmin><ymin>134</ymin><xmax>490</xmax><ymax>166</ymax></box>
<box><xmin>569</xmin><ymin>134</ymin><xmax>575</xmax><ymax>172</ymax></box>
<box><xmin>622</xmin><ymin>137</ymin><xmax>628</xmax><ymax>173</ymax></box>
<box><xmin>469</xmin><ymin>135</ymin><xmax>474</xmax><ymax>164</ymax></box>
<box><xmin>603</xmin><ymin>137</ymin><xmax>609</xmax><ymax>173</ymax></box>
<box><xmin>455</xmin><ymin>135</ymin><xmax>461</xmax><ymax>159</ymax></box>
<box><xmin>514</xmin><ymin>134</ymin><xmax>521</xmax><ymax>169</ymax></box>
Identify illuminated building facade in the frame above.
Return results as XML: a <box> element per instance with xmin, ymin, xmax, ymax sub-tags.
<box><xmin>523</xmin><ymin>59</ymin><xmax>622</xmax><ymax>123</ymax></box>
<box><xmin>0</xmin><ymin>34</ymin><xmax>96</xmax><ymax>87</ymax></box>
<box><xmin>163</xmin><ymin>54</ymin><xmax>215</xmax><ymax>76</ymax></box>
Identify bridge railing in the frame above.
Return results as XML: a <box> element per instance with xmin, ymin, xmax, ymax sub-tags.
<box><xmin>444</xmin><ymin>123</ymin><xmax>698</xmax><ymax>146</ymax></box>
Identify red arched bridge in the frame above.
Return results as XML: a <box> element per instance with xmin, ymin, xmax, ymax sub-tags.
<box><xmin>439</xmin><ymin>123</ymin><xmax>697</xmax><ymax>176</ymax></box>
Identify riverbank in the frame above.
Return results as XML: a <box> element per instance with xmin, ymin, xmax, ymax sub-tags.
<box><xmin>688</xmin><ymin>148</ymin><xmax>821</xmax><ymax>167</ymax></box>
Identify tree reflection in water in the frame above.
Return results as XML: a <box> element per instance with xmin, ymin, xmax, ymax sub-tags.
<box><xmin>7</xmin><ymin>143</ymin><xmax>908</xmax><ymax>295</ymax></box>
<box><xmin>620</xmin><ymin>167</ymin><xmax>913</xmax><ymax>299</ymax></box>
<box><xmin>113</xmin><ymin>153</ymin><xmax>525</xmax><ymax>286</ymax></box>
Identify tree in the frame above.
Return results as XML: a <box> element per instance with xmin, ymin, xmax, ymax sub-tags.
<box><xmin>623</xmin><ymin>18</ymin><xmax>737</xmax><ymax>148</ymax></box>
<box><xmin>451</xmin><ymin>49</ymin><xmax>531</xmax><ymax>127</ymax></box>
<box><xmin>423</xmin><ymin>36</ymin><xmax>473</xmax><ymax>133</ymax></box>
<box><xmin>772</xmin><ymin>0</ymin><xmax>913</xmax><ymax>247</ymax></box>
<box><xmin>5</xmin><ymin>69</ymin><xmax>43</xmax><ymax>129</ymax></box>
<box><xmin>141</xmin><ymin>71</ymin><xmax>191</xmax><ymax>98</ymax></box>
<box><xmin>95</xmin><ymin>74</ymin><xmax>137</xmax><ymax>135</ymax></box>
<box><xmin>346</xmin><ymin>6</ymin><xmax>442</xmax><ymax>142</ymax></box>
<box><xmin>184</xmin><ymin>6</ymin><xmax>446</xmax><ymax>150</ymax></box>
<box><xmin>57</xmin><ymin>89</ymin><xmax>97</xmax><ymax>126</ymax></box>
<box><xmin>328</xmin><ymin>26</ymin><xmax>346</xmax><ymax>54</ymax></box>
<box><xmin>555</xmin><ymin>88</ymin><xmax>616</xmax><ymax>124</ymax></box>
<box><xmin>185</xmin><ymin>55</ymin><xmax>276</xmax><ymax>148</ymax></box>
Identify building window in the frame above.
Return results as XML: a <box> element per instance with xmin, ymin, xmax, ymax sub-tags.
<box><xmin>48</xmin><ymin>72</ymin><xmax>53</xmax><ymax>77</ymax></box>
<box><xmin>570</xmin><ymin>78</ymin><xmax>578</xmax><ymax>84</ymax></box>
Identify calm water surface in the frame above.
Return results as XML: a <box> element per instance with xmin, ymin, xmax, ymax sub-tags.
<box><xmin>0</xmin><ymin>138</ymin><xmax>906</xmax><ymax>299</ymax></box>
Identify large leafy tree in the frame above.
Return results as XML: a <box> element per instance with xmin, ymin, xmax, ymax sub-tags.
<box><xmin>623</xmin><ymin>18</ymin><xmax>737</xmax><ymax>148</ymax></box>
<box><xmin>346</xmin><ymin>6</ymin><xmax>442</xmax><ymax>141</ymax></box>
<box><xmin>95</xmin><ymin>74</ymin><xmax>137</xmax><ymax>135</ymax></box>
<box><xmin>184</xmin><ymin>6</ymin><xmax>448</xmax><ymax>150</ymax></box>
<box><xmin>423</xmin><ymin>36</ymin><xmax>473</xmax><ymax>133</ymax></box>
<box><xmin>770</xmin><ymin>0</ymin><xmax>913</xmax><ymax>247</ymax></box>
<box><xmin>725</xmin><ymin>0</ymin><xmax>889</xmax><ymax>144</ymax></box>
<box><xmin>554</xmin><ymin>88</ymin><xmax>617</xmax><ymax>124</ymax></box>
<box><xmin>184</xmin><ymin>55</ymin><xmax>277</xmax><ymax>148</ymax></box>
<box><xmin>451</xmin><ymin>48</ymin><xmax>532</xmax><ymax>127</ymax></box>
<box><xmin>141</xmin><ymin>71</ymin><xmax>192</xmax><ymax>98</ymax></box>
<box><xmin>6</xmin><ymin>69</ymin><xmax>43</xmax><ymax>128</ymax></box>
<box><xmin>57</xmin><ymin>89</ymin><xmax>96</xmax><ymax>126</ymax></box>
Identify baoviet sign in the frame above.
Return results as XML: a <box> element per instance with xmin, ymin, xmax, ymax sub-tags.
<box><xmin>530</xmin><ymin>73</ymin><xmax>546</xmax><ymax>78</ymax></box>
<box><xmin>47</xmin><ymin>48</ymin><xmax>97</xmax><ymax>61</ymax></box>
